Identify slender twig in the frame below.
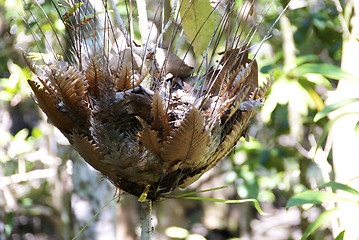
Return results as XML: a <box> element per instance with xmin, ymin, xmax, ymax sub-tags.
<box><xmin>331</xmin><ymin>0</ymin><xmax>350</xmax><ymax>39</ymax></box>
<box><xmin>108</xmin><ymin>0</ymin><xmax>143</xmax><ymax>57</ymax></box>
<box><xmin>140</xmin><ymin>201</ymin><xmax>153</xmax><ymax>240</ymax></box>
<box><xmin>156</xmin><ymin>0</ymin><xmax>178</xmax><ymax>47</ymax></box>
<box><xmin>136</xmin><ymin>0</ymin><xmax>149</xmax><ymax>48</ymax></box>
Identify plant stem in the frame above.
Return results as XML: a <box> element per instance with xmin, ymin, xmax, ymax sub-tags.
<box><xmin>140</xmin><ymin>200</ymin><xmax>152</xmax><ymax>240</ymax></box>
<box><xmin>109</xmin><ymin>0</ymin><xmax>143</xmax><ymax>57</ymax></box>
<box><xmin>136</xmin><ymin>0</ymin><xmax>149</xmax><ymax>48</ymax></box>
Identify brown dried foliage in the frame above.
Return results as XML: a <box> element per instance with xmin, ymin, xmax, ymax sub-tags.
<box><xmin>25</xmin><ymin>1</ymin><xmax>273</xmax><ymax>200</ymax></box>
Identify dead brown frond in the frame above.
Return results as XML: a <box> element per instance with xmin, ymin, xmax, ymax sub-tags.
<box><xmin>85</xmin><ymin>57</ymin><xmax>105</xmax><ymax>97</ymax></box>
<box><xmin>48</xmin><ymin>64</ymin><xmax>90</xmax><ymax>117</ymax></box>
<box><xmin>28</xmin><ymin>79</ymin><xmax>74</xmax><ymax>133</ymax></box>
<box><xmin>160</xmin><ymin>108</ymin><xmax>210</xmax><ymax>172</ymax></box>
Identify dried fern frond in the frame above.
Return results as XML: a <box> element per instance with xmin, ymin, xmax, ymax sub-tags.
<box><xmin>24</xmin><ymin>0</ymin><xmax>278</xmax><ymax>200</ymax></box>
<box><xmin>151</xmin><ymin>91</ymin><xmax>172</xmax><ymax>139</ymax></box>
<box><xmin>85</xmin><ymin>57</ymin><xmax>106</xmax><ymax>97</ymax></box>
<box><xmin>28</xmin><ymin>79</ymin><xmax>74</xmax><ymax>133</ymax></box>
<box><xmin>160</xmin><ymin>108</ymin><xmax>210</xmax><ymax>172</ymax></box>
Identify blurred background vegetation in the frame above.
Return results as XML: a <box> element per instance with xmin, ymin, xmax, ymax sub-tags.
<box><xmin>1</xmin><ymin>0</ymin><xmax>359</xmax><ymax>239</ymax></box>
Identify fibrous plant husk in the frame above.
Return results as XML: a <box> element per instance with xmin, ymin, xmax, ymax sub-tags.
<box><xmin>24</xmin><ymin>0</ymin><xmax>274</xmax><ymax>200</ymax></box>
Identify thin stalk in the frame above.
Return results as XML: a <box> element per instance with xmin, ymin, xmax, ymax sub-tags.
<box><xmin>140</xmin><ymin>200</ymin><xmax>153</xmax><ymax>240</ymax></box>
<box><xmin>136</xmin><ymin>0</ymin><xmax>149</xmax><ymax>48</ymax></box>
<box><xmin>109</xmin><ymin>0</ymin><xmax>143</xmax><ymax>57</ymax></box>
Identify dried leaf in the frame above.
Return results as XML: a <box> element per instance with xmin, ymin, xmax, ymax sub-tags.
<box><xmin>179</xmin><ymin>112</ymin><xmax>253</xmax><ymax>189</ymax></box>
<box><xmin>243</xmin><ymin>60</ymin><xmax>258</xmax><ymax>100</ymax></box>
<box><xmin>222</xmin><ymin>87</ymin><xmax>250</xmax><ymax>123</ymax></box>
<box><xmin>49</xmin><ymin>64</ymin><xmax>90</xmax><ymax>116</ymax></box>
<box><xmin>71</xmin><ymin>134</ymin><xmax>117</xmax><ymax>180</ymax></box>
<box><xmin>160</xmin><ymin>108</ymin><xmax>210</xmax><ymax>171</ymax></box>
<box><xmin>23</xmin><ymin>52</ymin><xmax>37</xmax><ymax>74</ymax></box>
<box><xmin>28</xmin><ymin>80</ymin><xmax>74</xmax><ymax>133</ymax></box>
<box><xmin>207</xmin><ymin>49</ymin><xmax>251</xmax><ymax>95</ymax></box>
<box><xmin>137</xmin><ymin>116</ymin><xmax>161</xmax><ymax>156</ymax></box>
<box><xmin>212</xmin><ymin>111</ymin><xmax>253</xmax><ymax>165</ymax></box>
<box><xmin>138</xmin><ymin>128</ymin><xmax>161</xmax><ymax>156</ymax></box>
<box><xmin>227</xmin><ymin>63</ymin><xmax>252</xmax><ymax>96</ymax></box>
<box><xmin>257</xmin><ymin>74</ymin><xmax>274</xmax><ymax>98</ymax></box>
<box><xmin>85</xmin><ymin>57</ymin><xmax>105</xmax><ymax>96</ymax></box>
<box><xmin>151</xmin><ymin>91</ymin><xmax>172</xmax><ymax>138</ymax></box>
<box><xmin>109</xmin><ymin>49</ymin><xmax>149</xmax><ymax>91</ymax></box>
<box><xmin>155</xmin><ymin>48</ymin><xmax>194</xmax><ymax>78</ymax></box>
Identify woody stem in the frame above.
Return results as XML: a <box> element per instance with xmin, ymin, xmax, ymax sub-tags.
<box><xmin>140</xmin><ymin>200</ymin><xmax>153</xmax><ymax>240</ymax></box>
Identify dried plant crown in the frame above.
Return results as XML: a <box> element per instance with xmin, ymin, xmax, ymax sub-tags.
<box><xmin>24</xmin><ymin>0</ymin><xmax>276</xmax><ymax>200</ymax></box>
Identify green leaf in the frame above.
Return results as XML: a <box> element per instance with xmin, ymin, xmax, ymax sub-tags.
<box><xmin>177</xmin><ymin>197</ymin><xmax>268</xmax><ymax>215</ymax></box>
<box><xmin>28</xmin><ymin>52</ymin><xmax>58</xmax><ymax>62</ymax></box>
<box><xmin>291</xmin><ymin>63</ymin><xmax>359</xmax><ymax>83</ymax></box>
<box><xmin>301</xmin><ymin>208</ymin><xmax>343</xmax><ymax>240</ymax></box>
<box><xmin>286</xmin><ymin>190</ymin><xmax>351</xmax><ymax>208</ymax></box>
<box><xmin>172</xmin><ymin>186</ymin><xmax>227</xmax><ymax>198</ymax></box>
<box><xmin>138</xmin><ymin>185</ymin><xmax>151</xmax><ymax>202</ymax></box>
<box><xmin>335</xmin><ymin>230</ymin><xmax>345</xmax><ymax>240</ymax></box>
<box><xmin>294</xmin><ymin>55</ymin><xmax>319</xmax><ymax>66</ymax></box>
<box><xmin>31</xmin><ymin>127</ymin><xmax>44</xmax><ymax>139</ymax></box>
<box><xmin>319</xmin><ymin>181</ymin><xmax>359</xmax><ymax>197</ymax></box>
<box><xmin>14</xmin><ymin>128</ymin><xmax>29</xmax><ymax>140</ymax></box>
<box><xmin>179</xmin><ymin>0</ymin><xmax>220</xmax><ymax>56</ymax></box>
<box><xmin>314</xmin><ymin>98</ymin><xmax>359</xmax><ymax>122</ymax></box>
<box><xmin>68</xmin><ymin>2</ymin><xmax>83</xmax><ymax>17</ymax></box>
<box><xmin>305</xmin><ymin>73</ymin><xmax>332</xmax><ymax>89</ymax></box>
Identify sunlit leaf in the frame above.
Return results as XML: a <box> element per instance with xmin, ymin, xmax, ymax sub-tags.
<box><xmin>314</xmin><ymin>98</ymin><xmax>359</xmax><ymax>122</ymax></box>
<box><xmin>14</xmin><ymin>128</ymin><xmax>29</xmax><ymax>140</ymax></box>
<box><xmin>28</xmin><ymin>52</ymin><xmax>57</xmax><ymax>62</ymax></box>
<box><xmin>319</xmin><ymin>181</ymin><xmax>359</xmax><ymax>197</ymax></box>
<box><xmin>176</xmin><ymin>197</ymin><xmax>268</xmax><ymax>215</ymax></box>
<box><xmin>291</xmin><ymin>63</ymin><xmax>359</xmax><ymax>83</ymax></box>
<box><xmin>165</xmin><ymin>226</ymin><xmax>189</xmax><ymax>238</ymax></box>
<box><xmin>305</xmin><ymin>73</ymin><xmax>332</xmax><ymax>89</ymax></box>
<box><xmin>31</xmin><ymin>127</ymin><xmax>44</xmax><ymax>139</ymax></box>
<box><xmin>172</xmin><ymin>186</ymin><xmax>227</xmax><ymax>198</ymax></box>
<box><xmin>138</xmin><ymin>185</ymin><xmax>151</xmax><ymax>202</ymax></box>
<box><xmin>307</xmin><ymin>88</ymin><xmax>325</xmax><ymax>111</ymax></box>
<box><xmin>68</xmin><ymin>2</ymin><xmax>83</xmax><ymax>17</ymax></box>
<box><xmin>180</xmin><ymin>0</ymin><xmax>220</xmax><ymax>56</ymax></box>
<box><xmin>301</xmin><ymin>208</ymin><xmax>343</xmax><ymax>240</ymax></box>
<box><xmin>334</xmin><ymin>230</ymin><xmax>345</xmax><ymax>240</ymax></box>
<box><xmin>187</xmin><ymin>234</ymin><xmax>207</xmax><ymax>240</ymax></box>
<box><xmin>286</xmin><ymin>190</ymin><xmax>352</xmax><ymax>208</ymax></box>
